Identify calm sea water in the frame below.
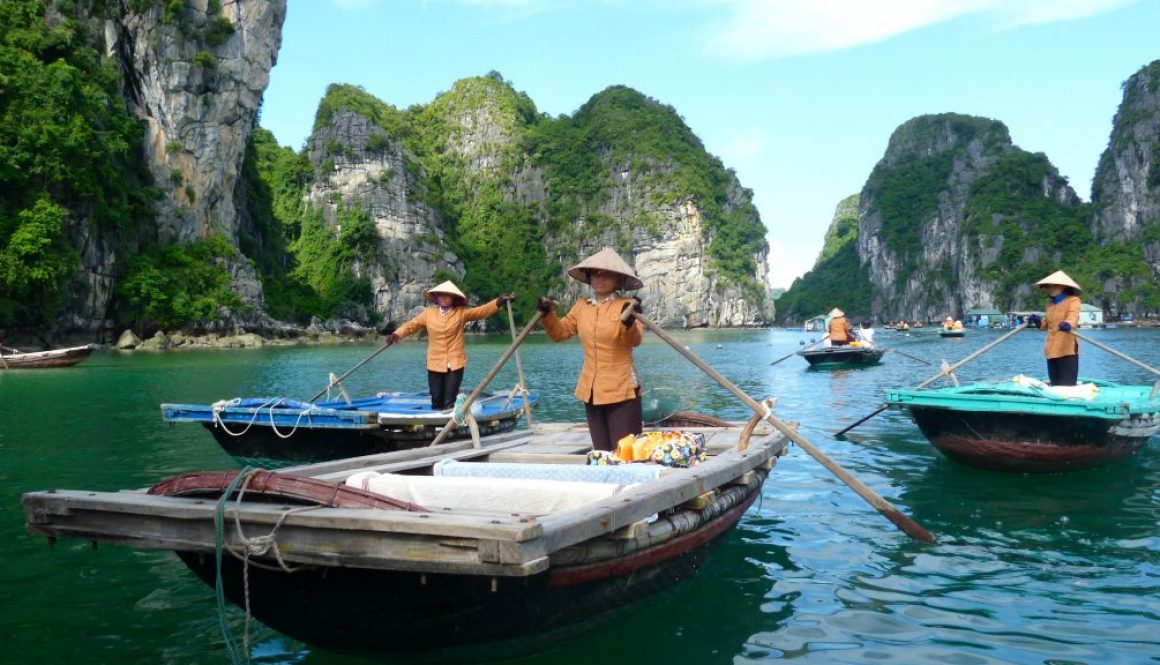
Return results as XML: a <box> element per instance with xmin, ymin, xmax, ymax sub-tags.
<box><xmin>3</xmin><ymin>327</ymin><xmax>1159</xmax><ymax>664</ymax></box>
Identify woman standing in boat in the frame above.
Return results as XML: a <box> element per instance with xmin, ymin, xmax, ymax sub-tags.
<box><xmin>388</xmin><ymin>281</ymin><xmax>514</xmax><ymax>410</ymax></box>
<box><xmin>537</xmin><ymin>247</ymin><xmax>644</xmax><ymax>451</ymax></box>
<box><xmin>1033</xmin><ymin>270</ymin><xmax>1083</xmax><ymax>387</ymax></box>
<box><xmin>827</xmin><ymin>308</ymin><xmax>854</xmax><ymax>346</ymax></box>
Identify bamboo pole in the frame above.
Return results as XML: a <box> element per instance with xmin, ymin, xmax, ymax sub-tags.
<box><xmin>505</xmin><ymin>301</ymin><xmax>534</xmax><ymax>427</ymax></box>
<box><xmin>834</xmin><ymin>322</ymin><xmax>1030</xmax><ymax>437</ymax></box>
<box><xmin>770</xmin><ymin>335</ymin><xmax>829</xmax><ymax>366</ymax></box>
<box><xmin>881</xmin><ymin>346</ymin><xmax>934</xmax><ymax>366</ymax></box>
<box><xmin>427</xmin><ymin>312</ymin><xmax>544</xmax><ymax>448</ymax></box>
<box><xmin>306</xmin><ymin>338</ymin><xmax>393</xmax><ymax>403</ymax></box>
<box><xmin>1069</xmin><ymin>330</ymin><xmax>1160</xmax><ymax>397</ymax></box>
<box><xmin>630</xmin><ymin>310</ymin><xmax>936</xmax><ymax>544</ymax></box>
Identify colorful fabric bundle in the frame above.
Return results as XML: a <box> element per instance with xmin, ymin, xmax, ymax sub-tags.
<box><xmin>608</xmin><ymin>430</ymin><xmax>708</xmax><ymax>467</ymax></box>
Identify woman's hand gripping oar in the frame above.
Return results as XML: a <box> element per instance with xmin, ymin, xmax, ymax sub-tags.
<box><xmin>770</xmin><ymin>335</ymin><xmax>829</xmax><ymax>366</ymax></box>
<box><xmin>427</xmin><ymin>311</ymin><xmax>545</xmax><ymax>448</ymax></box>
<box><xmin>626</xmin><ymin>308</ymin><xmax>936</xmax><ymax>544</ymax></box>
<box><xmin>835</xmin><ymin>322</ymin><xmax>1030</xmax><ymax>437</ymax></box>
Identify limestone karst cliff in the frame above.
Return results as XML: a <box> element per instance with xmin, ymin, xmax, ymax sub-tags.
<box><xmin>293</xmin><ymin>77</ymin><xmax>774</xmax><ymax>329</ymax></box>
<box><xmin>778</xmin><ymin>60</ymin><xmax>1160</xmax><ymax>324</ymax></box>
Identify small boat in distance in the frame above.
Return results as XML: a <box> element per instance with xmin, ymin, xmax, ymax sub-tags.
<box><xmin>0</xmin><ymin>344</ymin><xmax>95</xmax><ymax>369</ymax></box>
<box><xmin>161</xmin><ymin>389</ymin><xmax>538</xmax><ymax>464</ymax></box>
<box><xmin>798</xmin><ymin>344</ymin><xmax>885</xmax><ymax>368</ymax></box>
<box><xmin>23</xmin><ymin>413</ymin><xmax>788</xmax><ymax>657</ymax></box>
<box><xmin>886</xmin><ymin>376</ymin><xmax>1160</xmax><ymax>472</ymax></box>
<box><xmin>938</xmin><ymin>329</ymin><xmax>966</xmax><ymax>338</ymax></box>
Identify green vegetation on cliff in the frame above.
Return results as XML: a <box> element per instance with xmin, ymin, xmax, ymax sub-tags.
<box><xmin>273</xmin><ymin>75</ymin><xmax>769</xmax><ymax>321</ymax></box>
<box><xmin>775</xmin><ymin>196</ymin><xmax>872</xmax><ymax>322</ymax></box>
<box><xmin>0</xmin><ymin>0</ymin><xmax>155</xmax><ymax>328</ymax></box>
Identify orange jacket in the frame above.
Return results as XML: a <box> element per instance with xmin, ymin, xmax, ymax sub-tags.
<box><xmin>393</xmin><ymin>300</ymin><xmax>501</xmax><ymax>372</ymax></box>
<box><xmin>1043</xmin><ymin>295</ymin><xmax>1080</xmax><ymax>359</ymax></box>
<box><xmin>543</xmin><ymin>296</ymin><xmax>644</xmax><ymax>404</ymax></box>
<box><xmin>828</xmin><ymin>316</ymin><xmax>853</xmax><ymax>343</ymax></box>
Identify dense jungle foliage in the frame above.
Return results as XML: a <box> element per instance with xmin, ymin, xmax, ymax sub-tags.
<box><xmin>0</xmin><ymin>0</ymin><xmax>252</xmax><ymax>334</ymax></box>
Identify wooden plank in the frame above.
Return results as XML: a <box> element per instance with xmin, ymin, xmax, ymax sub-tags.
<box><xmin>23</xmin><ymin>490</ymin><xmax>542</xmax><ymax>541</ymax></box>
<box><xmin>534</xmin><ymin>432</ymin><xmax>786</xmax><ymax>554</ymax></box>
<box><xmin>486</xmin><ymin>453</ymin><xmax>587</xmax><ymax>465</ymax></box>
<box><xmin>286</xmin><ymin>430</ymin><xmax>534</xmax><ymax>477</ymax></box>
<box><xmin>23</xmin><ymin>493</ymin><xmax>552</xmax><ymax>576</ymax></box>
<box><xmin>310</xmin><ymin>437</ymin><xmax>534</xmax><ymax>482</ymax></box>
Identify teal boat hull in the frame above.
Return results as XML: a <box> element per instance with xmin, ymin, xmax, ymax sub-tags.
<box><xmin>888</xmin><ymin>380</ymin><xmax>1160</xmax><ymax>473</ymax></box>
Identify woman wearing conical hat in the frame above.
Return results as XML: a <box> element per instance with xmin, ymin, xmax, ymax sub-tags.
<box><xmin>536</xmin><ymin>247</ymin><xmax>645</xmax><ymax>451</ymax></box>
<box><xmin>827</xmin><ymin>308</ymin><xmax>854</xmax><ymax>346</ymax></box>
<box><xmin>1034</xmin><ymin>270</ymin><xmax>1083</xmax><ymax>386</ymax></box>
<box><xmin>388</xmin><ymin>281</ymin><xmax>514</xmax><ymax>410</ymax></box>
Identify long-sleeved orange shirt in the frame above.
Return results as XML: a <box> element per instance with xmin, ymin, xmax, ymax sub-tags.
<box><xmin>1043</xmin><ymin>295</ymin><xmax>1081</xmax><ymax>359</ymax></box>
<box><xmin>393</xmin><ymin>300</ymin><xmax>501</xmax><ymax>372</ymax></box>
<box><xmin>543</xmin><ymin>296</ymin><xmax>644</xmax><ymax>405</ymax></box>
<box><xmin>828</xmin><ymin>316</ymin><xmax>853</xmax><ymax>343</ymax></box>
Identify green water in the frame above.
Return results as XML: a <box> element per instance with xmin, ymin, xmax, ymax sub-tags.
<box><xmin>3</xmin><ymin>328</ymin><xmax>1159</xmax><ymax>663</ymax></box>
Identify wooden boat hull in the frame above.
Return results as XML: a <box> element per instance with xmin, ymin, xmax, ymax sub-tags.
<box><xmin>0</xmin><ymin>344</ymin><xmax>93</xmax><ymax>369</ymax></box>
<box><xmin>908</xmin><ymin>406</ymin><xmax>1152</xmax><ymax>472</ymax></box>
<box><xmin>798</xmin><ymin>346</ymin><xmax>884</xmax><ymax>368</ymax></box>
<box><xmin>162</xmin><ymin>390</ymin><xmax>537</xmax><ymax>464</ymax></box>
<box><xmin>23</xmin><ymin>419</ymin><xmax>786</xmax><ymax>657</ymax></box>
<box><xmin>203</xmin><ymin>414</ymin><xmax>521</xmax><ymax>462</ymax></box>
<box><xmin>938</xmin><ymin>330</ymin><xmax>965</xmax><ymax>338</ymax></box>
<box><xmin>176</xmin><ymin>489</ymin><xmax>757</xmax><ymax>652</ymax></box>
<box><xmin>888</xmin><ymin>380</ymin><xmax>1160</xmax><ymax>473</ymax></box>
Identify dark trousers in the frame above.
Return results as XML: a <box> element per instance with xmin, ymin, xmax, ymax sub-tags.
<box><xmin>428</xmin><ymin>368</ymin><xmax>464</xmax><ymax>410</ymax></box>
<box><xmin>1047</xmin><ymin>355</ymin><xmax>1079</xmax><ymax>386</ymax></box>
<box><xmin>584</xmin><ymin>396</ymin><xmax>643</xmax><ymax>452</ymax></box>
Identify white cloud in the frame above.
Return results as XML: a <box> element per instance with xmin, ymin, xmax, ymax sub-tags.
<box><xmin>699</xmin><ymin>0</ymin><xmax>1140</xmax><ymax>60</ymax></box>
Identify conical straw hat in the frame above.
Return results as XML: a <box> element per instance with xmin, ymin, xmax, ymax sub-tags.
<box><xmin>567</xmin><ymin>247</ymin><xmax>643</xmax><ymax>291</ymax></box>
<box><xmin>828</xmin><ymin>308</ymin><xmax>845</xmax><ymax>318</ymax></box>
<box><xmin>1035</xmin><ymin>270</ymin><xmax>1082</xmax><ymax>293</ymax></box>
<box><xmin>426</xmin><ymin>280</ymin><xmax>467</xmax><ymax>305</ymax></box>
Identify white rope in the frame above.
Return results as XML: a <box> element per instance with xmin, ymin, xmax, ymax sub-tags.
<box><xmin>211</xmin><ymin>397</ymin><xmax>320</xmax><ymax>439</ymax></box>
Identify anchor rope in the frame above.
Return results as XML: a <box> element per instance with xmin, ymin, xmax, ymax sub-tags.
<box><xmin>214</xmin><ymin>468</ymin><xmax>321</xmax><ymax>664</ymax></box>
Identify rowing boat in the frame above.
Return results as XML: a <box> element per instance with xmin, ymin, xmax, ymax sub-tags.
<box><xmin>23</xmin><ymin>414</ymin><xmax>787</xmax><ymax>657</ymax></box>
<box><xmin>886</xmin><ymin>376</ymin><xmax>1160</xmax><ymax>472</ymax></box>
<box><xmin>0</xmin><ymin>344</ymin><xmax>94</xmax><ymax>369</ymax></box>
<box><xmin>161</xmin><ymin>389</ymin><xmax>538</xmax><ymax>465</ymax></box>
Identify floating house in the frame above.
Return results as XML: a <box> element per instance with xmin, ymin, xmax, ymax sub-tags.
<box><xmin>1079</xmin><ymin>303</ymin><xmax>1104</xmax><ymax>327</ymax></box>
<box><xmin>803</xmin><ymin>314</ymin><xmax>827</xmax><ymax>332</ymax></box>
<box><xmin>966</xmin><ymin>307</ymin><xmax>1005</xmax><ymax>329</ymax></box>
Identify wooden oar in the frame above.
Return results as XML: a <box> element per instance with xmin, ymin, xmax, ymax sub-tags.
<box><xmin>505</xmin><ymin>300</ymin><xmax>534</xmax><ymax>426</ymax></box>
<box><xmin>771</xmin><ymin>335</ymin><xmax>829</xmax><ymax>366</ymax></box>
<box><xmin>1069</xmin><ymin>330</ymin><xmax>1160</xmax><ymax>397</ymax></box>
<box><xmin>881</xmin><ymin>346</ymin><xmax>933</xmax><ymax>366</ymax></box>
<box><xmin>835</xmin><ymin>322</ymin><xmax>1030</xmax><ymax>437</ymax></box>
<box><xmin>629</xmin><ymin>310</ymin><xmax>936</xmax><ymax>544</ymax></box>
<box><xmin>427</xmin><ymin>311</ymin><xmax>544</xmax><ymax>448</ymax></box>
<box><xmin>306</xmin><ymin>337</ymin><xmax>393</xmax><ymax>403</ymax></box>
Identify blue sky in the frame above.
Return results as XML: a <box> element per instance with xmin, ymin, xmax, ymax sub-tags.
<box><xmin>260</xmin><ymin>0</ymin><xmax>1158</xmax><ymax>289</ymax></box>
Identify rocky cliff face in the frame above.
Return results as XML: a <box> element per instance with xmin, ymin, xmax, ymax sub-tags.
<box><xmin>1089</xmin><ymin>60</ymin><xmax>1160</xmax><ymax>311</ymax></box>
<box><xmin>77</xmin><ymin>0</ymin><xmax>285</xmax><ymax>330</ymax></box>
<box><xmin>857</xmin><ymin>114</ymin><xmax>1079</xmax><ymax>321</ymax></box>
<box><xmin>305</xmin><ymin>109</ymin><xmax>465</xmax><ymax>323</ymax></box>
<box><xmin>302</xmin><ymin>79</ymin><xmax>773</xmax><ymax>328</ymax></box>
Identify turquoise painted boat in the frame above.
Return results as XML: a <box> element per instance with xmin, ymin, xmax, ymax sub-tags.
<box><xmin>886</xmin><ymin>377</ymin><xmax>1160</xmax><ymax>472</ymax></box>
<box><xmin>162</xmin><ymin>390</ymin><xmax>538</xmax><ymax>464</ymax></box>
